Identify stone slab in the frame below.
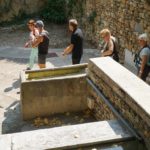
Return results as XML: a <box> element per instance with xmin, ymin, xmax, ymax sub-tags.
<box><xmin>89</xmin><ymin>57</ymin><xmax>150</xmax><ymax>119</ymax></box>
<box><xmin>0</xmin><ymin>120</ymin><xmax>133</xmax><ymax>150</ymax></box>
<box><xmin>0</xmin><ymin>134</ymin><xmax>12</xmax><ymax>150</ymax></box>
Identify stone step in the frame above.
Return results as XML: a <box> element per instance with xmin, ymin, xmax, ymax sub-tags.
<box><xmin>0</xmin><ymin>120</ymin><xmax>133</xmax><ymax>150</ymax></box>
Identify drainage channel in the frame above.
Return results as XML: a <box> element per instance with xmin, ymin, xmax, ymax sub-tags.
<box><xmin>86</xmin><ymin>78</ymin><xmax>141</xmax><ymax>140</ymax></box>
<box><xmin>86</xmin><ymin>78</ymin><xmax>148</xmax><ymax>150</ymax></box>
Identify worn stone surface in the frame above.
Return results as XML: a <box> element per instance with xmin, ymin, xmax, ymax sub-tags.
<box><xmin>88</xmin><ymin>57</ymin><xmax>150</xmax><ymax>148</ymax></box>
<box><xmin>87</xmin><ymin>84</ymin><xmax>115</xmax><ymax>121</ymax></box>
<box><xmin>0</xmin><ymin>134</ymin><xmax>11</xmax><ymax>150</ymax></box>
<box><xmin>21</xmin><ymin>72</ymin><xmax>88</xmax><ymax>120</ymax></box>
<box><xmin>0</xmin><ymin>120</ymin><xmax>133</xmax><ymax>150</ymax></box>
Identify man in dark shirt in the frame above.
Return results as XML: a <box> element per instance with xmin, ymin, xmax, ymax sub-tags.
<box><xmin>32</xmin><ymin>20</ymin><xmax>49</xmax><ymax>69</ymax></box>
<box><xmin>63</xmin><ymin>19</ymin><xmax>83</xmax><ymax>64</ymax></box>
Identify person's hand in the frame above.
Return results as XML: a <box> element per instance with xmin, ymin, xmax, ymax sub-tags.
<box><xmin>24</xmin><ymin>43</ymin><xmax>29</xmax><ymax>48</ymax></box>
<box><xmin>101</xmin><ymin>53</ymin><xmax>105</xmax><ymax>57</ymax></box>
<box><xmin>101</xmin><ymin>49</ymin><xmax>104</xmax><ymax>53</ymax></box>
<box><xmin>62</xmin><ymin>51</ymin><xmax>66</xmax><ymax>56</ymax></box>
<box><xmin>138</xmin><ymin>72</ymin><xmax>142</xmax><ymax>78</ymax></box>
<box><xmin>62</xmin><ymin>49</ymin><xmax>68</xmax><ymax>56</ymax></box>
<box><xmin>100</xmin><ymin>50</ymin><xmax>105</xmax><ymax>57</ymax></box>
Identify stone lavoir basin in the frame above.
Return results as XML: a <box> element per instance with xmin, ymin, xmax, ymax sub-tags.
<box><xmin>1</xmin><ymin>59</ymin><xmax>149</xmax><ymax>150</ymax></box>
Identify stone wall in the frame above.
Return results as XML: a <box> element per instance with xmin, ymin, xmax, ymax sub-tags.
<box><xmin>21</xmin><ymin>64</ymin><xmax>88</xmax><ymax>120</ymax></box>
<box><xmin>72</xmin><ymin>0</ymin><xmax>150</xmax><ymax>64</ymax></box>
<box><xmin>87</xmin><ymin>81</ymin><xmax>115</xmax><ymax>121</ymax></box>
<box><xmin>87</xmin><ymin>57</ymin><xmax>150</xmax><ymax>149</ymax></box>
<box><xmin>0</xmin><ymin>0</ymin><xmax>47</xmax><ymax>22</ymax></box>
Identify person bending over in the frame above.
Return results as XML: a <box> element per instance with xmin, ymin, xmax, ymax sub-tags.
<box><xmin>100</xmin><ymin>29</ymin><xmax>119</xmax><ymax>62</ymax></box>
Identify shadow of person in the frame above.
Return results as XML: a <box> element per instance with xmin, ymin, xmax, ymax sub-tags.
<box><xmin>4</xmin><ymin>79</ymin><xmax>20</xmax><ymax>93</ymax></box>
<box><xmin>4</xmin><ymin>87</ymin><xmax>12</xmax><ymax>93</ymax></box>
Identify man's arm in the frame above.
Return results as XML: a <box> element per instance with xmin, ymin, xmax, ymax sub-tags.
<box><xmin>138</xmin><ymin>55</ymin><xmax>148</xmax><ymax>78</ymax></box>
<box><xmin>32</xmin><ymin>36</ymin><xmax>43</xmax><ymax>48</ymax></box>
<box><xmin>63</xmin><ymin>44</ymin><xmax>74</xmax><ymax>55</ymax></box>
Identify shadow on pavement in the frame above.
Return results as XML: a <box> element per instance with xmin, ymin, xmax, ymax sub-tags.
<box><xmin>0</xmin><ymin>57</ymin><xmax>28</xmax><ymax>64</ymax></box>
<box><xmin>4</xmin><ymin>79</ymin><xmax>21</xmax><ymax>93</ymax></box>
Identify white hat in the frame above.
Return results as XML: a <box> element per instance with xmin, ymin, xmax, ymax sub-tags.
<box><xmin>138</xmin><ymin>33</ymin><xmax>148</xmax><ymax>41</ymax></box>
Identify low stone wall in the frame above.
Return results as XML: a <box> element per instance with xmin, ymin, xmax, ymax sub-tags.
<box><xmin>21</xmin><ymin>74</ymin><xmax>88</xmax><ymax>120</ymax></box>
<box><xmin>21</xmin><ymin>65</ymin><xmax>88</xmax><ymax>120</ymax></box>
<box><xmin>87</xmin><ymin>57</ymin><xmax>150</xmax><ymax>149</ymax></box>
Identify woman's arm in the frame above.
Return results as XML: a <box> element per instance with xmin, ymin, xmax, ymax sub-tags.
<box><xmin>32</xmin><ymin>36</ymin><xmax>43</xmax><ymax>48</ymax></box>
<box><xmin>101</xmin><ymin>40</ymin><xmax>114</xmax><ymax>56</ymax></box>
<box><xmin>102</xmin><ymin>50</ymin><xmax>113</xmax><ymax>56</ymax></box>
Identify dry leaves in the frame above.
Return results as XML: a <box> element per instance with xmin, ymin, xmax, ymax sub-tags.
<box><xmin>33</xmin><ymin>117</ymin><xmax>63</xmax><ymax>128</ymax></box>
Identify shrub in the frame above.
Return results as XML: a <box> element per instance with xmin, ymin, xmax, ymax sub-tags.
<box><xmin>41</xmin><ymin>0</ymin><xmax>67</xmax><ymax>24</ymax></box>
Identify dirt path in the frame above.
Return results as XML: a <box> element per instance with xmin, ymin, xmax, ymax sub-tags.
<box><xmin>0</xmin><ymin>23</ymin><xmax>95</xmax><ymax>48</ymax></box>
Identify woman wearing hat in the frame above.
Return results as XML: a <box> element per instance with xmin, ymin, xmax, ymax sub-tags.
<box><xmin>32</xmin><ymin>20</ymin><xmax>49</xmax><ymax>69</ymax></box>
<box><xmin>135</xmin><ymin>33</ymin><xmax>150</xmax><ymax>81</ymax></box>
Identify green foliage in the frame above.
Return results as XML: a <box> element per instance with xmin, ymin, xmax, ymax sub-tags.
<box><xmin>88</xmin><ymin>11</ymin><xmax>97</xmax><ymax>23</ymax></box>
<box><xmin>41</xmin><ymin>0</ymin><xmax>67</xmax><ymax>24</ymax></box>
<box><xmin>12</xmin><ymin>10</ymin><xmax>28</xmax><ymax>22</ymax></box>
<box><xmin>0</xmin><ymin>0</ymin><xmax>11</xmax><ymax>13</ymax></box>
<box><xmin>67</xmin><ymin>0</ymin><xmax>85</xmax><ymax>18</ymax></box>
<box><xmin>67</xmin><ymin>0</ymin><xmax>77</xmax><ymax>16</ymax></box>
<box><xmin>40</xmin><ymin>0</ymin><xmax>85</xmax><ymax>24</ymax></box>
<box><xmin>0</xmin><ymin>0</ymin><xmax>86</xmax><ymax>26</ymax></box>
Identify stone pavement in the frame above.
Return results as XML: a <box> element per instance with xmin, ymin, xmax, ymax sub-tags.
<box><xmin>0</xmin><ymin>120</ymin><xmax>133</xmax><ymax>150</ymax></box>
<box><xmin>0</xmin><ymin>46</ymin><xmax>147</xmax><ymax>149</ymax></box>
<box><xmin>0</xmin><ymin>45</ymin><xmax>143</xmax><ymax>136</ymax></box>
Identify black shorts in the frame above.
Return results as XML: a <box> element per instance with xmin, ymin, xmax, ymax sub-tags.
<box><xmin>38</xmin><ymin>54</ymin><xmax>47</xmax><ymax>64</ymax></box>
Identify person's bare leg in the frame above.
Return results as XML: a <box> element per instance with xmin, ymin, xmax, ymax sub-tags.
<box><xmin>39</xmin><ymin>64</ymin><xmax>46</xmax><ymax>69</ymax></box>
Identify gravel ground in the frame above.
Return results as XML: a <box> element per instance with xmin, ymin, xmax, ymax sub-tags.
<box><xmin>0</xmin><ymin>23</ymin><xmax>96</xmax><ymax>48</ymax></box>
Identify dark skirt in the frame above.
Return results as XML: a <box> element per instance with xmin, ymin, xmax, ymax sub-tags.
<box><xmin>141</xmin><ymin>65</ymin><xmax>150</xmax><ymax>81</ymax></box>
